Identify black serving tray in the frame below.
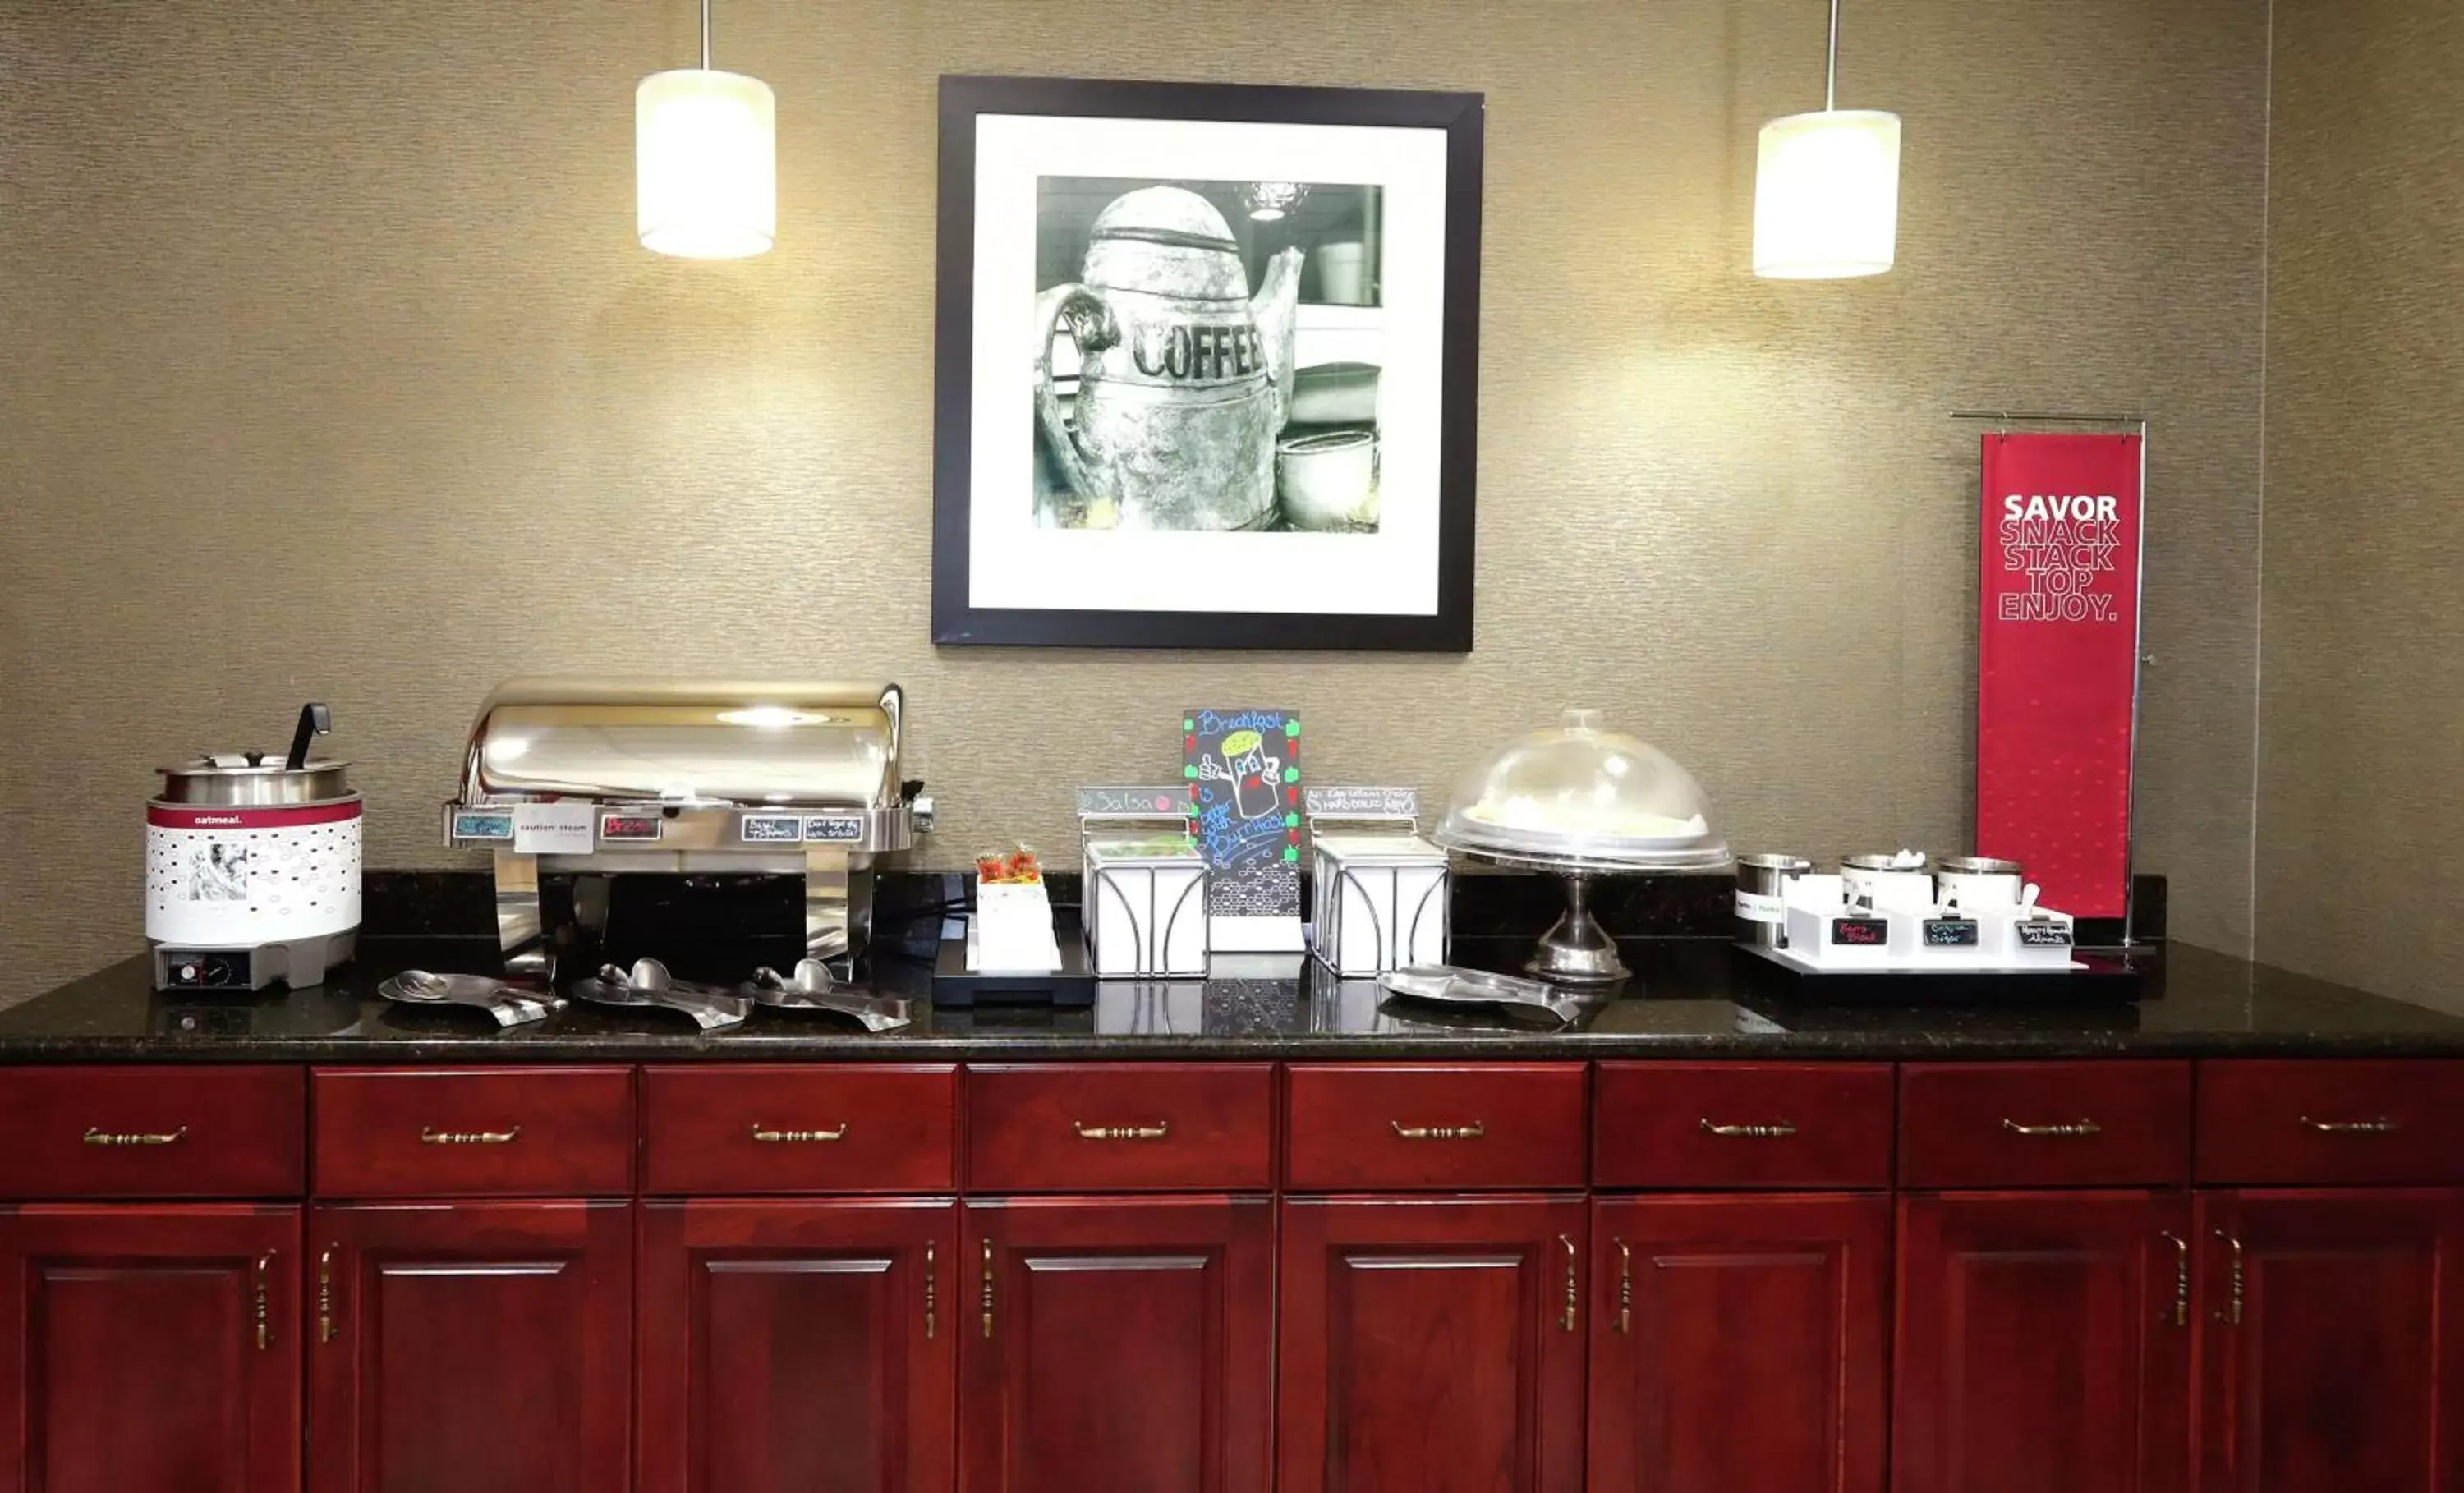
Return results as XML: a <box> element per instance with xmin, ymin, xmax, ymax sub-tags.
<box><xmin>1731</xmin><ymin>941</ymin><xmax>2145</xmax><ymax>1005</ymax></box>
<box><xmin>931</xmin><ymin>914</ymin><xmax>1096</xmax><ymax>1008</ymax></box>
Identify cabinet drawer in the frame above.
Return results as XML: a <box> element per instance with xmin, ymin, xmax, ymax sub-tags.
<box><xmin>313</xmin><ymin>1067</ymin><xmax>634</xmax><ymax>1197</ymax></box>
<box><xmin>642</xmin><ymin>1064</ymin><xmax>956</xmax><ymax>1194</ymax></box>
<box><xmin>1285</xmin><ymin>1063</ymin><xmax>1587</xmax><ymax>1191</ymax></box>
<box><xmin>965</xmin><ymin>1064</ymin><xmax>1273</xmax><ymax>1192</ymax></box>
<box><xmin>1900</xmin><ymin>1061</ymin><xmax>2191</xmax><ymax>1188</ymax></box>
<box><xmin>1594</xmin><ymin>1062</ymin><xmax>1894</xmax><ymax>1189</ymax></box>
<box><xmin>0</xmin><ymin>1066</ymin><xmax>303</xmax><ymax>1198</ymax></box>
<box><xmin>2198</xmin><ymin>1059</ymin><xmax>2464</xmax><ymax>1184</ymax></box>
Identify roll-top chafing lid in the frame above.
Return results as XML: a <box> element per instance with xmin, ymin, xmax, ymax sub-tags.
<box><xmin>459</xmin><ymin>679</ymin><xmax>903</xmax><ymax>808</ymax></box>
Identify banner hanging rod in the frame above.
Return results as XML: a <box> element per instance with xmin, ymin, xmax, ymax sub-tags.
<box><xmin>1950</xmin><ymin>409</ymin><xmax>2148</xmax><ymax>427</ymax></box>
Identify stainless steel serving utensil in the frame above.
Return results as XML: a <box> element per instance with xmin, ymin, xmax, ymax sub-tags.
<box><xmin>378</xmin><ymin>969</ymin><xmax>559</xmax><ymax>1028</ymax></box>
<box><xmin>1376</xmin><ymin>964</ymin><xmax>1590</xmax><ymax>1024</ymax></box>
<box><xmin>742</xmin><ymin>959</ymin><xmax>913</xmax><ymax>1031</ymax></box>
<box><xmin>568</xmin><ymin>958</ymin><xmax>751</xmax><ymax>1031</ymax></box>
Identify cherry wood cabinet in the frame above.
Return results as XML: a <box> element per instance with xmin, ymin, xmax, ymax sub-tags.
<box><xmin>1588</xmin><ymin>1194</ymin><xmax>1887</xmax><ymax>1493</ymax></box>
<box><xmin>639</xmin><ymin>1198</ymin><xmax>957</xmax><ymax>1493</ymax></box>
<box><xmin>1278</xmin><ymin>1196</ymin><xmax>1588</xmax><ymax>1493</ymax></box>
<box><xmin>308</xmin><ymin>1199</ymin><xmax>632</xmax><ymax>1493</ymax></box>
<box><xmin>2196</xmin><ymin>1188</ymin><xmax>2464</xmax><ymax>1493</ymax></box>
<box><xmin>1893</xmin><ymin>1191</ymin><xmax>2193</xmax><ymax>1493</ymax></box>
<box><xmin>0</xmin><ymin>1204</ymin><xmax>301</xmax><ymax>1493</ymax></box>
<box><xmin>961</xmin><ymin>1196</ymin><xmax>1272</xmax><ymax>1493</ymax></box>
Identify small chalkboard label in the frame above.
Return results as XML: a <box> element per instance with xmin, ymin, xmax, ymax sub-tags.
<box><xmin>2016</xmin><ymin>921</ymin><xmax>2074</xmax><ymax>948</ymax></box>
<box><xmin>804</xmin><ymin>814</ymin><xmax>867</xmax><ymax>844</ymax></box>
<box><xmin>1302</xmin><ymin>785</ymin><xmax>1418</xmax><ymax>820</ymax></box>
<box><xmin>1076</xmin><ymin>787</ymin><xmax>1191</xmax><ymax>820</ymax></box>
<box><xmin>452</xmin><ymin>811</ymin><xmax>516</xmax><ymax>842</ymax></box>
<box><xmin>1830</xmin><ymin>917</ymin><xmax>1891</xmax><ymax>948</ymax></box>
<box><xmin>740</xmin><ymin>814</ymin><xmax>804</xmax><ymax>844</ymax></box>
<box><xmin>1924</xmin><ymin>918</ymin><xmax>1980</xmax><ymax>948</ymax></box>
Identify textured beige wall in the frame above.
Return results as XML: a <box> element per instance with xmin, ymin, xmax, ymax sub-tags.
<box><xmin>0</xmin><ymin>0</ymin><xmax>2270</xmax><ymax>998</ymax></box>
<box><xmin>2258</xmin><ymin>0</ymin><xmax>2464</xmax><ymax>1006</ymax></box>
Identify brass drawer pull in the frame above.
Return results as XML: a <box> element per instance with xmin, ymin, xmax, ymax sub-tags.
<box><xmin>2214</xmin><ymin>1229</ymin><xmax>2245</xmax><ymax>1325</ymax></box>
<box><xmin>1614</xmin><ymin>1238</ymin><xmax>1633</xmax><ymax>1335</ymax></box>
<box><xmin>924</xmin><ymin>1241</ymin><xmax>937</xmax><ymax>1339</ymax></box>
<box><xmin>83</xmin><ymin>1125</ymin><xmax>186</xmax><ymax>1147</ymax></box>
<box><xmin>752</xmin><ymin>1123</ymin><xmax>848</xmax><ymax>1143</ymax></box>
<box><xmin>2159</xmin><ymin>1231</ymin><xmax>2189</xmax><ymax>1327</ymax></box>
<box><xmin>1391</xmin><ymin>1121</ymin><xmax>1485</xmax><ymax>1141</ymax></box>
<box><xmin>1559</xmin><ymin>1234</ymin><xmax>1579</xmax><ymax>1332</ymax></box>
<box><xmin>420</xmin><ymin>1125</ymin><xmax>522</xmax><ymax>1146</ymax></box>
<box><xmin>1073</xmin><ymin>1121</ymin><xmax>1170</xmax><ymax>1141</ymax></box>
<box><xmin>1699</xmin><ymin>1119</ymin><xmax>1795</xmax><ymax>1139</ymax></box>
<box><xmin>2002</xmin><ymin>1119</ymin><xmax>2101</xmax><ymax>1138</ymax></box>
<box><xmin>254</xmin><ymin>1252</ymin><xmax>274</xmax><ymax>1351</ymax></box>
<box><xmin>2302</xmin><ymin>1116</ymin><xmax>2400</xmax><ymax>1134</ymax></box>
<box><xmin>981</xmin><ymin>1238</ymin><xmax>995</xmax><ymax>1339</ymax></box>
<box><xmin>317</xmin><ymin>1244</ymin><xmax>338</xmax><ymax>1343</ymax></box>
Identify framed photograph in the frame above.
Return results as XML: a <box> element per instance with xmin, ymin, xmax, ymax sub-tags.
<box><xmin>931</xmin><ymin>75</ymin><xmax>1484</xmax><ymax>651</ymax></box>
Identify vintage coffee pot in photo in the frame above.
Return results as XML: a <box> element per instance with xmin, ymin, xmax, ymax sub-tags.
<box><xmin>1036</xmin><ymin>186</ymin><xmax>1304</xmax><ymax>531</ymax></box>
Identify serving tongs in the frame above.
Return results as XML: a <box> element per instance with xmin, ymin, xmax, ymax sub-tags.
<box><xmin>568</xmin><ymin>958</ymin><xmax>751</xmax><ymax>1031</ymax></box>
<box><xmin>740</xmin><ymin>959</ymin><xmax>913</xmax><ymax>1031</ymax></box>
<box><xmin>1376</xmin><ymin>965</ymin><xmax>1592</xmax><ymax>1026</ymax></box>
<box><xmin>379</xmin><ymin>970</ymin><xmax>561</xmax><ymax>1029</ymax></box>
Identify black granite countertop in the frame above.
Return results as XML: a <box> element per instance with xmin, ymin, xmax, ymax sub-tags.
<box><xmin>7</xmin><ymin>933</ymin><xmax>2463</xmax><ymax>1063</ymax></box>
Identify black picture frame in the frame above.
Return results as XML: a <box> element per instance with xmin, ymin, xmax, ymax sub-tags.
<box><xmin>931</xmin><ymin>74</ymin><xmax>1484</xmax><ymax>652</ymax></box>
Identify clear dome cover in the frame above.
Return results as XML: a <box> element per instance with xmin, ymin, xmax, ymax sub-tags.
<box><xmin>1432</xmin><ymin>710</ymin><xmax>1731</xmax><ymax>871</ymax></box>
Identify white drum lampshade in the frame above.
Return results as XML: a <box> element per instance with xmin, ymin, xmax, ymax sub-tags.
<box><xmin>636</xmin><ymin>67</ymin><xmax>776</xmax><ymax>260</ymax></box>
<box><xmin>1752</xmin><ymin>108</ymin><xmax>1901</xmax><ymax>279</ymax></box>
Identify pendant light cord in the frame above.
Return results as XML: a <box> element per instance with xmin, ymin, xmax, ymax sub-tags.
<box><xmin>1825</xmin><ymin>0</ymin><xmax>1841</xmax><ymax>111</ymax></box>
<box><xmin>701</xmin><ymin>0</ymin><xmax>712</xmax><ymax>71</ymax></box>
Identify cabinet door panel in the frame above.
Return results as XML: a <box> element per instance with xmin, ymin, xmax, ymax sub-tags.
<box><xmin>962</xmin><ymin>1197</ymin><xmax>1271</xmax><ymax>1493</ymax></box>
<box><xmin>2198</xmin><ymin>1188</ymin><xmax>2464</xmax><ymax>1493</ymax></box>
<box><xmin>1590</xmin><ymin>1194</ymin><xmax>1886</xmax><ymax>1493</ymax></box>
<box><xmin>1279</xmin><ymin>1196</ymin><xmax>1586</xmax><ymax>1493</ymax></box>
<box><xmin>309</xmin><ymin>1200</ymin><xmax>631</xmax><ymax>1493</ymax></box>
<box><xmin>640</xmin><ymin>1199</ymin><xmax>955</xmax><ymax>1493</ymax></box>
<box><xmin>1894</xmin><ymin>1191</ymin><xmax>2191</xmax><ymax>1493</ymax></box>
<box><xmin>0</xmin><ymin>1205</ymin><xmax>300</xmax><ymax>1493</ymax></box>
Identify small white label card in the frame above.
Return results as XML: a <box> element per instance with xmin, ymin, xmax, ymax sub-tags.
<box><xmin>512</xmin><ymin>801</ymin><xmax>596</xmax><ymax>855</ymax></box>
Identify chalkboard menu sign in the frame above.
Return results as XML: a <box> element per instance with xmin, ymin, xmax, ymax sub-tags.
<box><xmin>1184</xmin><ymin>708</ymin><xmax>1303</xmax><ymax>949</ymax></box>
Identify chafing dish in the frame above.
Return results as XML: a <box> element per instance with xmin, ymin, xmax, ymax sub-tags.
<box><xmin>444</xmin><ymin>679</ymin><xmax>932</xmax><ymax>981</ymax></box>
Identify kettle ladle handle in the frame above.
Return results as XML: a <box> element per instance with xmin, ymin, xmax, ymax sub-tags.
<box><xmin>1034</xmin><ymin>284</ymin><xmax>1115</xmax><ymax>504</ymax></box>
<box><xmin>284</xmin><ymin>703</ymin><xmax>331</xmax><ymax>772</ymax></box>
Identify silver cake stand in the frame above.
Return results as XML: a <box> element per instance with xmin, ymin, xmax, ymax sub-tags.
<box><xmin>1432</xmin><ymin>839</ymin><xmax>1732</xmax><ymax>985</ymax></box>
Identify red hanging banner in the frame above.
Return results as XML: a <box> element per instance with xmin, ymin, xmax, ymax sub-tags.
<box><xmin>1975</xmin><ymin>432</ymin><xmax>2144</xmax><ymax>921</ymax></box>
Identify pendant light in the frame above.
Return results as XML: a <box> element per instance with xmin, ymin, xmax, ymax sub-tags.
<box><xmin>636</xmin><ymin>0</ymin><xmax>776</xmax><ymax>259</ymax></box>
<box><xmin>1752</xmin><ymin>0</ymin><xmax>1901</xmax><ymax>279</ymax></box>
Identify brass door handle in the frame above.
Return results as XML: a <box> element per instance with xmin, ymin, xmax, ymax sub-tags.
<box><xmin>752</xmin><ymin>1123</ymin><xmax>848</xmax><ymax>1143</ymax></box>
<box><xmin>924</xmin><ymin>1241</ymin><xmax>937</xmax><ymax>1340</ymax></box>
<box><xmin>1699</xmin><ymin>1119</ymin><xmax>1796</xmax><ymax>1139</ymax></box>
<box><xmin>1391</xmin><ymin>1121</ymin><xmax>1485</xmax><ymax>1141</ymax></box>
<box><xmin>1613</xmin><ymin>1238</ymin><xmax>1633</xmax><ymax>1335</ymax></box>
<box><xmin>2301</xmin><ymin>1116</ymin><xmax>2400</xmax><ymax>1134</ymax></box>
<box><xmin>317</xmin><ymin>1245</ymin><xmax>338</xmax><ymax>1343</ymax></box>
<box><xmin>2002</xmin><ymin>1119</ymin><xmax>2102</xmax><ymax>1138</ymax></box>
<box><xmin>1073</xmin><ymin>1121</ymin><xmax>1170</xmax><ymax>1141</ymax></box>
<box><xmin>1559</xmin><ymin>1234</ymin><xmax>1579</xmax><ymax>1333</ymax></box>
<box><xmin>254</xmin><ymin>1252</ymin><xmax>274</xmax><ymax>1351</ymax></box>
<box><xmin>2214</xmin><ymin>1230</ymin><xmax>2245</xmax><ymax>1325</ymax></box>
<box><xmin>2159</xmin><ymin>1231</ymin><xmax>2189</xmax><ymax>1327</ymax></box>
<box><xmin>82</xmin><ymin>1125</ymin><xmax>186</xmax><ymax>1147</ymax></box>
<box><xmin>980</xmin><ymin>1238</ymin><xmax>995</xmax><ymax>1339</ymax></box>
<box><xmin>419</xmin><ymin>1125</ymin><xmax>522</xmax><ymax>1146</ymax></box>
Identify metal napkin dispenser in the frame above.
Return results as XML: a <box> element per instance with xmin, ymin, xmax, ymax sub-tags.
<box><xmin>444</xmin><ymin>679</ymin><xmax>931</xmax><ymax>979</ymax></box>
